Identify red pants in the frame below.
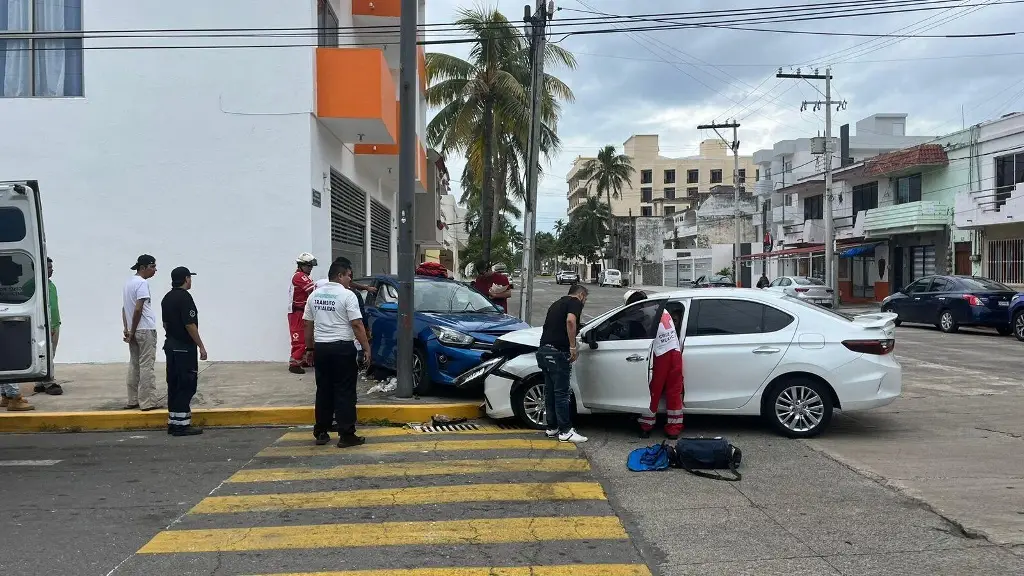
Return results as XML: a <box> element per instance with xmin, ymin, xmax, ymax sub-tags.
<box><xmin>288</xmin><ymin>311</ymin><xmax>307</xmax><ymax>367</ymax></box>
<box><xmin>638</xmin><ymin>350</ymin><xmax>684</xmax><ymax>435</ymax></box>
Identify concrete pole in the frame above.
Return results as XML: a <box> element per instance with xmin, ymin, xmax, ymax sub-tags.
<box><xmin>732</xmin><ymin>124</ymin><xmax>741</xmax><ymax>286</ymax></box>
<box><xmin>824</xmin><ymin>68</ymin><xmax>836</xmax><ymax>307</ymax></box>
<box><xmin>518</xmin><ymin>0</ymin><xmax>546</xmax><ymax>323</ymax></box>
<box><xmin>395</xmin><ymin>0</ymin><xmax>418</xmax><ymax>398</ymax></box>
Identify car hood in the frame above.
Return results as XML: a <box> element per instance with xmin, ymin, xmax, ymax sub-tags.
<box><xmin>420</xmin><ymin>312</ymin><xmax>531</xmax><ymax>335</ymax></box>
<box><xmin>495</xmin><ymin>326</ymin><xmax>544</xmax><ymax>346</ymax></box>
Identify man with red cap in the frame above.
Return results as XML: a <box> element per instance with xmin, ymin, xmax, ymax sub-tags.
<box><xmin>638</xmin><ymin>301</ymin><xmax>686</xmax><ymax>439</ymax></box>
<box><xmin>288</xmin><ymin>253</ymin><xmax>318</xmax><ymax>374</ymax></box>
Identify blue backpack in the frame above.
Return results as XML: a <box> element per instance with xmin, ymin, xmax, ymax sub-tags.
<box><xmin>626</xmin><ymin>441</ymin><xmax>672</xmax><ymax>472</ymax></box>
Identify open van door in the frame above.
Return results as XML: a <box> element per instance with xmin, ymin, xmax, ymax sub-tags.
<box><xmin>0</xmin><ymin>181</ymin><xmax>51</xmax><ymax>383</ymax></box>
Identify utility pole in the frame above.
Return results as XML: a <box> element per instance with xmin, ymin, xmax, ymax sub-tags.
<box><xmin>696</xmin><ymin>121</ymin><xmax>741</xmax><ymax>286</ymax></box>
<box><xmin>395</xmin><ymin>0</ymin><xmax>418</xmax><ymax>398</ymax></box>
<box><xmin>518</xmin><ymin>0</ymin><xmax>550</xmax><ymax>323</ymax></box>
<box><xmin>777</xmin><ymin>68</ymin><xmax>847</xmax><ymax>307</ymax></box>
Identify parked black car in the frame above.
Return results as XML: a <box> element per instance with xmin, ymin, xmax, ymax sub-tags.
<box><xmin>880</xmin><ymin>275</ymin><xmax>1016</xmax><ymax>334</ymax></box>
<box><xmin>692</xmin><ymin>274</ymin><xmax>735</xmax><ymax>288</ymax></box>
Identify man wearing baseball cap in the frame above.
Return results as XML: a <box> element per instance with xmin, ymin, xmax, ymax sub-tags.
<box><xmin>123</xmin><ymin>254</ymin><xmax>163</xmax><ymax>410</ymax></box>
<box><xmin>288</xmin><ymin>253</ymin><xmax>318</xmax><ymax>374</ymax></box>
<box><xmin>161</xmin><ymin>266</ymin><xmax>206</xmax><ymax>436</ymax></box>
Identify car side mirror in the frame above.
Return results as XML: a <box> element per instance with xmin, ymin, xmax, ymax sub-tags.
<box><xmin>379</xmin><ymin>302</ymin><xmax>398</xmax><ymax>312</ymax></box>
<box><xmin>582</xmin><ymin>330</ymin><xmax>598</xmax><ymax>350</ymax></box>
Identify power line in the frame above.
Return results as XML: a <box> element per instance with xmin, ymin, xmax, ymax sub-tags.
<box><xmin>572</xmin><ymin>49</ymin><xmax>1024</xmax><ymax>67</ymax></box>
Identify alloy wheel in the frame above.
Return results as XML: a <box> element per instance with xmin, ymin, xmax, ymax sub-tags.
<box><xmin>411</xmin><ymin>353</ymin><xmax>423</xmax><ymax>386</ymax></box>
<box><xmin>1015</xmin><ymin>313</ymin><xmax>1024</xmax><ymax>340</ymax></box>
<box><xmin>521</xmin><ymin>381</ymin><xmax>546</xmax><ymax>427</ymax></box>
<box><xmin>774</xmin><ymin>385</ymin><xmax>825</xmax><ymax>433</ymax></box>
<box><xmin>941</xmin><ymin>311</ymin><xmax>954</xmax><ymax>332</ymax></box>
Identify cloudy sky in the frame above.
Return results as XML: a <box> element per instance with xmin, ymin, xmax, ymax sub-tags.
<box><xmin>421</xmin><ymin>0</ymin><xmax>1024</xmax><ymax>232</ymax></box>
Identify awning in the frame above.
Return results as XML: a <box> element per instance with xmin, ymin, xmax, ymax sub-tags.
<box><xmin>740</xmin><ymin>245</ymin><xmax>824</xmax><ymax>260</ymax></box>
<box><xmin>839</xmin><ymin>243</ymin><xmax>881</xmax><ymax>258</ymax></box>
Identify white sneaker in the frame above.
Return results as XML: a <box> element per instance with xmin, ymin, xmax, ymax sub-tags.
<box><xmin>544</xmin><ymin>429</ymin><xmax>558</xmax><ymax>438</ymax></box>
<box><xmin>558</xmin><ymin>428</ymin><xmax>588</xmax><ymax>443</ymax></box>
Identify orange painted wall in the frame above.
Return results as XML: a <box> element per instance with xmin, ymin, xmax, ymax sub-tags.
<box><xmin>418</xmin><ymin>46</ymin><xmax>427</xmax><ymax>92</ymax></box>
<box><xmin>354</xmin><ymin>102</ymin><xmax>401</xmax><ymax>156</ymax></box>
<box><xmin>352</xmin><ymin>0</ymin><xmax>400</xmax><ymax>18</ymax></box>
<box><xmin>874</xmin><ymin>282</ymin><xmax>890</xmax><ymax>301</ymax></box>
<box><xmin>316</xmin><ymin>48</ymin><xmax>397</xmax><ymax>142</ymax></box>
<box><xmin>839</xmin><ymin>281</ymin><xmax>854</xmax><ymax>302</ymax></box>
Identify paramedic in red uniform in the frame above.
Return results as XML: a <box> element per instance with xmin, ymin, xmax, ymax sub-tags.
<box><xmin>638</xmin><ymin>300</ymin><xmax>686</xmax><ymax>439</ymax></box>
<box><xmin>289</xmin><ymin>253</ymin><xmax>318</xmax><ymax>374</ymax></box>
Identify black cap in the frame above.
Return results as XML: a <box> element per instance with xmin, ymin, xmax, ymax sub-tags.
<box><xmin>170</xmin><ymin>266</ymin><xmax>196</xmax><ymax>284</ymax></box>
<box><xmin>130</xmin><ymin>254</ymin><xmax>156</xmax><ymax>270</ymax></box>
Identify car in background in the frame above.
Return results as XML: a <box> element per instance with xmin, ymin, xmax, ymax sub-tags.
<box><xmin>354</xmin><ymin>275</ymin><xmax>531</xmax><ymax>394</ymax></box>
<box><xmin>764</xmin><ymin>276</ymin><xmax>836</xmax><ymax>308</ymax></box>
<box><xmin>555</xmin><ymin>270</ymin><xmax>580</xmax><ymax>285</ymax></box>
<box><xmin>1009</xmin><ymin>293</ymin><xmax>1024</xmax><ymax>341</ymax></box>
<box><xmin>463</xmin><ymin>288</ymin><xmax>901</xmax><ymax>438</ymax></box>
<box><xmin>880</xmin><ymin>275</ymin><xmax>1016</xmax><ymax>335</ymax></box>
<box><xmin>599</xmin><ymin>269</ymin><xmax>622</xmax><ymax>287</ymax></box>
<box><xmin>691</xmin><ymin>274</ymin><xmax>734</xmax><ymax>288</ymax></box>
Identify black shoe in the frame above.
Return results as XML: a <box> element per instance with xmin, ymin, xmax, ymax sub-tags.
<box><xmin>337</xmin><ymin>434</ymin><xmax>366</xmax><ymax>448</ymax></box>
<box><xmin>314</xmin><ymin>432</ymin><xmax>330</xmax><ymax>445</ymax></box>
<box><xmin>124</xmin><ymin>403</ymin><xmax>140</xmax><ymax>410</ymax></box>
<box><xmin>44</xmin><ymin>383</ymin><xmax>63</xmax><ymax>396</ymax></box>
<box><xmin>140</xmin><ymin>405</ymin><xmax>165</xmax><ymax>412</ymax></box>
<box><xmin>33</xmin><ymin>383</ymin><xmax>47</xmax><ymax>393</ymax></box>
<box><xmin>171</xmin><ymin>426</ymin><xmax>203</xmax><ymax>436</ymax></box>
<box><xmin>639</xmin><ymin>430</ymin><xmax>652</xmax><ymax>439</ymax></box>
<box><xmin>288</xmin><ymin>365</ymin><xmax>305</xmax><ymax>375</ymax></box>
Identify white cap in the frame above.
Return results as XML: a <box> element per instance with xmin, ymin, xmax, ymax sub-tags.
<box><xmin>296</xmin><ymin>252</ymin><xmax>318</xmax><ymax>266</ymax></box>
<box><xmin>623</xmin><ymin>289</ymin><xmax>647</xmax><ymax>306</ymax></box>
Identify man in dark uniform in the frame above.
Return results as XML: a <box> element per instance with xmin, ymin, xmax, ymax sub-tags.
<box><xmin>161</xmin><ymin>266</ymin><xmax>207</xmax><ymax>437</ymax></box>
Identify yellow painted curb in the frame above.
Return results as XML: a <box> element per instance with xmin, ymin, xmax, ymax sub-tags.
<box><xmin>0</xmin><ymin>403</ymin><xmax>483</xmax><ymax>434</ymax></box>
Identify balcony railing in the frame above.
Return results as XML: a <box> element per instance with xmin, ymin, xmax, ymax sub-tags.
<box><xmin>954</xmin><ymin>182</ymin><xmax>1024</xmax><ymax>229</ymax></box>
<box><xmin>862</xmin><ymin>201</ymin><xmax>949</xmax><ymax>237</ymax></box>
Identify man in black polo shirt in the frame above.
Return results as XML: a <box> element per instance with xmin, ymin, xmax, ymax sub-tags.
<box><xmin>161</xmin><ymin>266</ymin><xmax>207</xmax><ymax>437</ymax></box>
<box><xmin>537</xmin><ymin>284</ymin><xmax>588</xmax><ymax>444</ymax></box>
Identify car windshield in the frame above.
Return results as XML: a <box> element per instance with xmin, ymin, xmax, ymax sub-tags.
<box><xmin>607</xmin><ymin>270</ymin><xmax>620</xmax><ymax>276</ymax></box>
<box><xmin>709</xmin><ymin>275</ymin><xmax>730</xmax><ymax>283</ymax></box>
<box><xmin>793</xmin><ymin>277</ymin><xmax>826</xmax><ymax>286</ymax></box>
<box><xmin>414</xmin><ymin>279</ymin><xmax>501</xmax><ymax>313</ymax></box>
<box><xmin>783</xmin><ymin>295</ymin><xmax>855</xmax><ymax>321</ymax></box>
<box><xmin>958</xmin><ymin>277</ymin><xmax>1012</xmax><ymax>291</ymax></box>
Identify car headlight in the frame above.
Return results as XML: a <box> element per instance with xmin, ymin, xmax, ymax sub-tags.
<box><xmin>454</xmin><ymin>356</ymin><xmax>504</xmax><ymax>387</ymax></box>
<box><xmin>430</xmin><ymin>326</ymin><xmax>475</xmax><ymax>347</ymax></box>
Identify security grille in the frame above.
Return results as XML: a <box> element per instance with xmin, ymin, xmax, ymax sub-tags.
<box><xmin>330</xmin><ymin>169</ymin><xmax>366</xmax><ymax>276</ymax></box>
<box><xmin>987</xmin><ymin>238</ymin><xmax>1024</xmax><ymax>285</ymax></box>
<box><xmin>370</xmin><ymin>199</ymin><xmax>392</xmax><ymax>273</ymax></box>
<box><xmin>910</xmin><ymin>245</ymin><xmax>936</xmax><ymax>282</ymax></box>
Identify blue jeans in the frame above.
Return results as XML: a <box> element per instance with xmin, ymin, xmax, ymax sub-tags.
<box><xmin>536</xmin><ymin>345</ymin><xmax>573</xmax><ymax>433</ymax></box>
<box><xmin>1</xmin><ymin>383</ymin><xmax>20</xmax><ymax>398</ymax></box>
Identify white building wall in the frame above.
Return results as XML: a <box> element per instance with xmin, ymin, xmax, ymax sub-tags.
<box><xmin>0</xmin><ymin>0</ymin><xmax>325</xmax><ymax>363</ymax></box>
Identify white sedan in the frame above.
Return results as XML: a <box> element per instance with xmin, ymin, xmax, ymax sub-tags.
<box><xmin>763</xmin><ymin>276</ymin><xmax>836</xmax><ymax>308</ymax></box>
<box><xmin>462</xmin><ymin>288</ymin><xmax>901</xmax><ymax>438</ymax></box>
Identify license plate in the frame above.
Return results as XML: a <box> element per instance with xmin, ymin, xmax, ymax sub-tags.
<box><xmin>999</xmin><ymin>301</ymin><xmax>1009</xmax><ymax>307</ymax></box>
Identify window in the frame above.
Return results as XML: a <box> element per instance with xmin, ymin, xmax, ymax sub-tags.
<box><xmin>765</xmin><ymin>167</ymin><xmax>772</xmax><ymax>179</ymax></box>
<box><xmin>686</xmin><ymin>187</ymin><xmax>698</xmax><ymax>198</ymax></box>
<box><xmin>686</xmin><ymin>169</ymin><xmax>699</xmax><ymax>184</ymax></box>
<box><xmin>593</xmin><ymin>300</ymin><xmax>662</xmax><ymax>342</ymax></box>
<box><xmin>0</xmin><ymin>251</ymin><xmax>34</xmax><ymax>304</ymax></box>
<box><xmin>804</xmin><ymin>194</ymin><xmax>824</xmax><ymax>220</ymax></box>
<box><xmin>895</xmin><ymin>173</ymin><xmax>922</xmax><ymax>204</ymax></box>
<box><xmin>994</xmin><ymin>152</ymin><xmax>1024</xmax><ymax>210</ymax></box>
<box><xmin>415</xmin><ymin>278</ymin><xmax>498</xmax><ymax>313</ymax></box>
<box><xmin>686</xmin><ymin>299</ymin><xmax>793</xmax><ymax>336</ymax></box>
<box><xmin>664</xmin><ymin>169</ymin><xmax>676</xmax><ymax>184</ymax></box>
<box><xmin>910</xmin><ymin>245</ymin><xmax>935</xmax><ymax>280</ymax></box>
<box><xmin>318</xmin><ymin>0</ymin><xmax>340</xmax><ymax>47</ymax></box>
<box><xmin>851</xmin><ymin>182</ymin><xmax>878</xmax><ymax>221</ymax></box>
<box><xmin>784</xmin><ymin>161</ymin><xmax>793</xmax><ymax>173</ymax></box>
<box><xmin>755</xmin><ymin>169</ymin><xmax>760</xmax><ymax>181</ymax></box>
<box><xmin>640</xmin><ymin>206</ymin><xmax>653</xmax><ymax>217</ymax></box>
<box><xmin>957</xmin><ymin>276</ymin><xmax>1012</xmax><ymax>291</ymax></box>
<box><xmin>928</xmin><ymin>277</ymin><xmax>954</xmax><ymax>292</ymax></box>
<box><xmin>640</xmin><ymin>187</ymin><xmax>652</xmax><ymax>202</ymax></box>
<box><xmin>710</xmin><ymin>169</ymin><xmax>723</xmax><ymax>184</ymax></box>
<box><xmin>0</xmin><ymin>206</ymin><xmax>27</xmax><ymax>242</ymax></box>
<box><xmin>0</xmin><ymin>0</ymin><xmax>83</xmax><ymax>97</ymax></box>
<box><xmin>903</xmin><ymin>277</ymin><xmax>931</xmax><ymax>294</ymax></box>
<box><xmin>640</xmin><ymin>170</ymin><xmax>653</xmax><ymax>184</ymax></box>
<box><xmin>738</xmin><ymin>169</ymin><xmax>746</xmax><ymax>183</ymax></box>
<box><xmin>664</xmin><ymin>187</ymin><xmax>676</xmax><ymax>200</ymax></box>
<box><xmin>664</xmin><ymin>206</ymin><xmax>676</xmax><ymax>215</ymax></box>
<box><xmin>987</xmin><ymin>238</ymin><xmax>1024</xmax><ymax>284</ymax></box>
<box><xmin>793</xmin><ymin>277</ymin><xmax>825</xmax><ymax>286</ymax></box>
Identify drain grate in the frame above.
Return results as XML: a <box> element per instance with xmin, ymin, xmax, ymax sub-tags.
<box><xmin>410</xmin><ymin>422</ymin><xmax>528</xmax><ymax>434</ymax></box>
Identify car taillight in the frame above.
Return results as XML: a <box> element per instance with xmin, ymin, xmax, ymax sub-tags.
<box><xmin>794</xmin><ymin>288</ymin><xmax>809</xmax><ymax>293</ymax></box>
<box><xmin>963</xmin><ymin>294</ymin><xmax>982</xmax><ymax>306</ymax></box>
<box><xmin>842</xmin><ymin>339</ymin><xmax>895</xmax><ymax>355</ymax></box>
<box><xmin>825</xmin><ymin>289</ymin><xmax>834</xmax><ymax>294</ymax></box>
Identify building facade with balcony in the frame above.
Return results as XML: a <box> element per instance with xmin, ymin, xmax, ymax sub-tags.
<box><xmin>0</xmin><ymin>0</ymin><xmax>434</xmax><ymax>362</ymax></box>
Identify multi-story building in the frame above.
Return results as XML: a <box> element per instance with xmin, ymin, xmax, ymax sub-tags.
<box><xmin>0</xmin><ymin>0</ymin><xmax>441</xmax><ymax>362</ymax></box>
<box><xmin>417</xmin><ymin>148</ymin><xmax>452</xmax><ymax>266</ymax></box>
<box><xmin>748</xmin><ymin>114</ymin><xmax>934</xmax><ymax>286</ymax></box>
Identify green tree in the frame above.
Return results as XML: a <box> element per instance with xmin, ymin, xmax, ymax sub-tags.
<box><xmin>425</xmin><ymin>7</ymin><xmax>575</xmax><ymax>264</ymax></box>
<box><xmin>556</xmin><ymin>197</ymin><xmax>608</xmax><ymax>263</ymax></box>
<box><xmin>574</xmin><ymin>145</ymin><xmax>636</xmax><ymax>253</ymax></box>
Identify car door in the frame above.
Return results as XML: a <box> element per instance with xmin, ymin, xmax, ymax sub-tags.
<box><xmin>0</xmin><ymin>181</ymin><xmax>52</xmax><ymax>383</ymax></box>
<box><xmin>923</xmin><ymin>276</ymin><xmax>954</xmax><ymax>324</ymax></box>
<box><xmin>366</xmin><ymin>280</ymin><xmax>399</xmax><ymax>370</ymax></box>
<box><xmin>899</xmin><ymin>277</ymin><xmax>932</xmax><ymax>323</ymax></box>
<box><xmin>682</xmin><ymin>297</ymin><xmax>798</xmax><ymax>410</ymax></box>
<box><xmin>576</xmin><ymin>299</ymin><xmax>664</xmax><ymax>412</ymax></box>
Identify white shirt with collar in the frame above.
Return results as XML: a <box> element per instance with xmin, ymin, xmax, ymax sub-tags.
<box><xmin>301</xmin><ymin>281</ymin><xmax>362</xmax><ymax>343</ymax></box>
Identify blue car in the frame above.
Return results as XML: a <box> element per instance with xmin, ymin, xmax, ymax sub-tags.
<box><xmin>354</xmin><ymin>274</ymin><xmax>531</xmax><ymax>393</ymax></box>
<box><xmin>1009</xmin><ymin>292</ymin><xmax>1024</xmax><ymax>341</ymax></box>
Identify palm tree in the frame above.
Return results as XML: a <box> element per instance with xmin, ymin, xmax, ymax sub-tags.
<box><xmin>575</xmin><ymin>145</ymin><xmax>636</xmax><ymax>255</ymax></box>
<box><xmin>574</xmin><ymin>196</ymin><xmax>611</xmax><ymax>249</ymax></box>
<box><xmin>425</xmin><ymin>7</ymin><xmax>575</xmax><ymax>263</ymax></box>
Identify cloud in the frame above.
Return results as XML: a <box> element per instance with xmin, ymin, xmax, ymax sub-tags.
<box><xmin>425</xmin><ymin>0</ymin><xmax>1024</xmax><ymax>232</ymax></box>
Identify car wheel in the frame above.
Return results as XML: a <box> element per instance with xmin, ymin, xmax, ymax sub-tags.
<box><xmin>938</xmin><ymin>309</ymin><xmax>959</xmax><ymax>334</ymax></box>
<box><xmin>412</xmin><ymin>347</ymin><xmax>432</xmax><ymax>395</ymax></box>
<box><xmin>512</xmin><ymin>378</ymin><xmax>548</xmax><ymax>429</ymax></box>
<box><xmin>1014</xmin><ymin>311</ymin><xmax>1024</xmax><ymax>342</ymax></box>
<box><xmin>881</xmin><ymin>305</ymin><xmax>902</xmax><ymax>327</ymax></box>
<box><xmin>764</xmin><ymin>377</ymin><xmax>834</xmax><ymax>438</ymax></box>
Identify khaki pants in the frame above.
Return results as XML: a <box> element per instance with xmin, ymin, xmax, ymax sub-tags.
<box><xmin>127</xmin><ymin>330</ymin><xmax>163</xmax><ymax>409</ymax></box>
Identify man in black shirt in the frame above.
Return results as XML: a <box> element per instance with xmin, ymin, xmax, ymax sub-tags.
<box><xmin>160</xmin><ymin>267</ymin><xmax>207</xmax><ymax>437</ymax></box>
<box><xmin>537</xmin><ymin>284</ymin><xmax>588</xmax><ymax>443</ymax></box>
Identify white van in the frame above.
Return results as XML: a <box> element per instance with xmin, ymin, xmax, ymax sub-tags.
<box><xmin>599</xmin><ymin>268</ymin><xmax>622</xmax><ymax>287</ymax></box>
<box><xmin>0</xmin><ymin>181</ymin><xmax>53</xmax><ymax>384</ymax></box>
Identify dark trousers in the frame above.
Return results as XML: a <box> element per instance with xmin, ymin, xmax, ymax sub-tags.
<box><xmin>313</xmin><ymin>340</ymin><xmax>358</xmax><ymax>436</ymax></box>
<box><xmin>536</xmin><ymin>345</ymin><xmax>573</xmax><ymax>433</ymax></box>
<box><xmin>165</xmin><ymin>344</ymin><xmax>198</xmax><ymax>429</ymax></box>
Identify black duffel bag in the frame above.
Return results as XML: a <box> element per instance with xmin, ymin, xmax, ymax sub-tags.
<box><xmin>671</xmin><ymin>436</ymin><xmax>742</xmax><ymax>481</ymax></box>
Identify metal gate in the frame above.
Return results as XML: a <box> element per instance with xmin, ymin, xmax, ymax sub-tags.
<box><xmin>330</xmin><ymin>169</ymin><xmax>366</xmax><ymax>277</ymax></box>
<box><xmin>370</xmin><ymin>199</ymin><xmax>392</xmax><ymax>274</ymax></box>
<box><xmin>663</xmin><ymin>256</ymin><xmax>712</xmax><ymax>287</ymax></box>
<box><xmin>910</xmin><ymin>245</ymin><xmax>936</xmax><ymax>282</ymax></box>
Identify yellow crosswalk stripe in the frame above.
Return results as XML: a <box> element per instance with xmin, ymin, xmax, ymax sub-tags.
<box><xmin>256</xmin><ymin>439</ymin><xmax>575</xmax><ymax>457</ymax></box>
<box><xmin>226</xmin><ymin>458</ymin><xmax>590</xmax><ymax>483</ymax></box>
<box><xmin>247</xmin><ymin>564</ymin><xmax>653</xmax><ymax>576</ymax></box>
<box><xmin>275</xmin><ymin>427</ymin><xmax>536</xmax><ymax>443</ymax></box>
<box><xmin>138</xmin><ymin>516</ymin><xmax>628</xmax><ymax>554</ymax></box>
<box><xmin>191</xmin><ymin>482</ymin><xmax>607</xmax><ymax>514</ymax></box>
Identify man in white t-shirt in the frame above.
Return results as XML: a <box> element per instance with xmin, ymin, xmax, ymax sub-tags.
<box><xmin>302</xmin><ymin>259</ymin><xmax>371</xmax><ymax>448</ymax></box>
<box><xmin>122</xmin><ymin>254</ymin><xmax>164</xmax><ymax>411</ymax></box>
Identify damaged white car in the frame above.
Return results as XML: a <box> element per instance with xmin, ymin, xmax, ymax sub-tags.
<box><xmin>456</xmin><ymin>288</ymin><xmax>902</xmax><ymax>438</ymax></box>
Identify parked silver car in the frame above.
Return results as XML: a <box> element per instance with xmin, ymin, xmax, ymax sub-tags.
<box><xmin>764</xmin><ymin>276</ymin><xmax>835</xmax><ymax>307</ymax></box>
<box><xmin>555</xmin><ymin>270</ymin><xmax>580</xmax><ymax>285</ymax></box>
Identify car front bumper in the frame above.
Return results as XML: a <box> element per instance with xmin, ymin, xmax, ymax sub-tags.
<box><xmin>424</xmin><ymin>340</ymin><xmax>490</xmax><ymax>386</ymax></box>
